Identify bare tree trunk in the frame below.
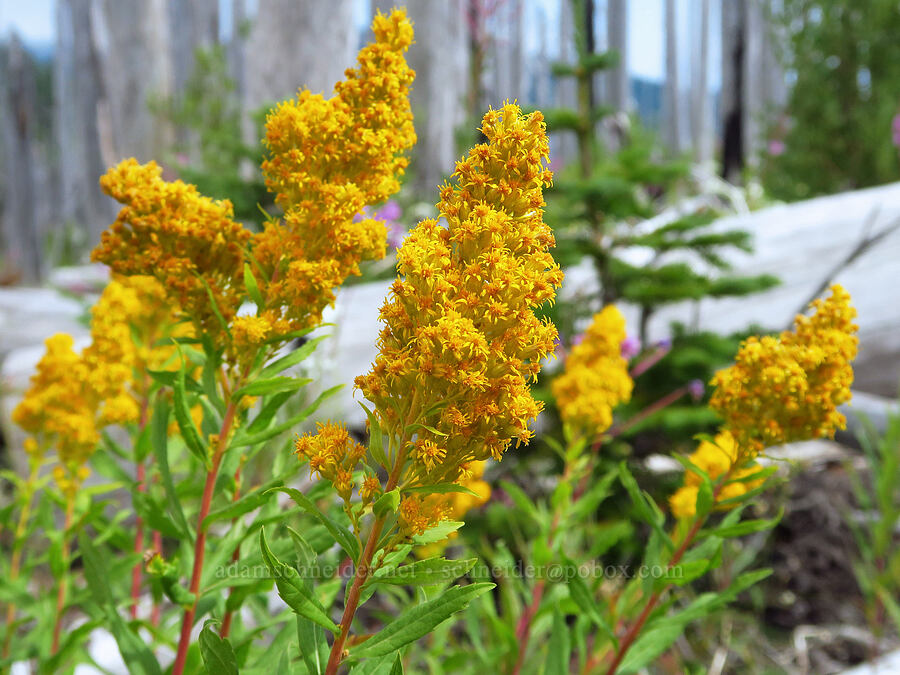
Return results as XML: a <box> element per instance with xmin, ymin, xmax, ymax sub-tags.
<box><xmin>663</xmin><ymin>0</ymin><xmax>680</xmax><ymax>153</ymax></box>
<box><xmin>606</xmin><ymin>0</ymin><xmax>629</xmax><ymax>113</ymax></box>
<box><xmin>407</xmin><ymin>0</ymin><xmax>468</xmax><ymax>192</ymax></box>
<box><xmin>243</xmin><ymin>0</ymin><xmax>355</xmax><ymax>143</ymax></box>
<box><xmin>0</xmin><ymin>34</ymin><xmax>42</xmax><ymax>282</ymax></box>
<box><xmin>721</xmin><ymin>0</ymin><xmax>746</xmax><ymax>182</ymax></box>
<box><xmin>690</xmin><ymin>0</ymin><xmax>711</xmax><ymax>162</ymax></box>
<box><xmin>744</xmin><ymin>0</ymin><xmax>785</xmax><ymax>170</ymax></box>
<box><xmin>91</xmin><ymin>0</ymin><xmax>174</xmax><ymax>163</ymax></box>
<box><xmin>55</xmin><ymin>0</ymin><xmax>115</xmax><ymax>249</ymax></box>
<box><xmin>553</xmin><ymin>0</ymin><xmax>578</xmax><ymax>167</ymax></box>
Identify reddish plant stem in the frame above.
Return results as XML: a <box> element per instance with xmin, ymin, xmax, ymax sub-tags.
<box><xmin>324</xmin><ymin>450</ymin><xmax>407</xmax><ymax>675</ymax></box>
<box><xmin>171</xmin><ymin>400</ymin><xmax>238</xmax><ymax>675</ymax></box>
<box><xmin>51</xmin><ymin>496</ymin><xmax>76</xmax><ymax>655</ymax></box>
<box><xmin>628</xmin><ymin>344</ymin><xmax>671</xmax><ymax>379</ymax></box>
<box><xmin>592</xmin><ymin>384</ymin><xmax>690</xmax><ymax>454</ymax></box>
<box><xmin>220</xmin><ymin>465</ymin><xmax>244</xmax><ymax>639</ymax></box>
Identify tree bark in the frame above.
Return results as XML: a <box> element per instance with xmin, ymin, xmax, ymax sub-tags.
<box><xmin>0</xmin><ymin>34</ymin><xmax>42</xmax><ymax>282</ymax></box>
<box><xmin>663</xmin><ymin>0</ymin><xmax>681</xmax><ymax>153</ymax></box>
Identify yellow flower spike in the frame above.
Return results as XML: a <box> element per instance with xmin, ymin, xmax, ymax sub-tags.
<box><xmin>709</xmin><ymin>284</ymin><xmax>858</xmax><ymax>458</ymax></box>
<box><xmin>255</xmin><ymin>8</ymin><xmax>416</xmax><ymax>333</ymax></box>
<box><xmin>671</xmin><ymin>286</ymin><xmax>857</xmax><ymax>521</ymax></box>
<box><xmin>356</xmin><ymin>102</ymin><xmax>564</xmax><ymax>493</ymax></box>
<box><xmin>92</xmin><ymin>159</ymin><xmax>250</xmax><ymax>339</ymax></box>
<box><xmin>552</xmin><ymin>305</ymin><xmax>634</xmax><ymax>439</ymax></box>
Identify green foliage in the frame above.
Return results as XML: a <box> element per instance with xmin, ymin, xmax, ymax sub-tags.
<box><xmin>150</xmin><ymin>45</ymin><xmax>271</xmax><ymax>224</ymax></box>
<box><xmin>845</xmin><ymin>401</ymin><xmax>900</xmax><ymax>639</ymax></box>
<box><xmin>761</xmin><ymin>0</ymin><xmax>900</xmax><ymax>199</ymax></box>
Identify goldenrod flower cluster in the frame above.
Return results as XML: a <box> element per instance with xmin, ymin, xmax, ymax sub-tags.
<box><xmin>92</xmin><ymin>159</ymin><xmax>250</xmax><ymax>337</ymax></box>
<box><xmin>709</xmin><ymin>284</ymin><xmax>858</xmax><ymax>457</ymax></box>
<box><xmin>552</xmin><ymin>306</ymin><xmax>634</xmax><ymax>437</ymax></box>
<box><xmin>670</xmin><ymin>285</ymin><xmax>857</xmax><ymax>520</ymax></box>
<box><xmin>294</xmin><ymin>422</ymin><xmax>368</xmax><ymax>503</ymax></box>
<box><xmin>84</xmin><ymin>275</ymin><xmax>180</xmax><ymax>425</ymax></box>
<box><xmin>254</xmin><ymin>9</ymin><xmax>416</xmax><ymax>335</ymax></box>
<box><xmin>668</xmin><ymin>431</ymin><xmax>761</xmax><ymax>519</ymax></box>
<box><xmin>355</xmin><ymin>103</ymin><xmax>562</xmax><ymax>487</ymax></box>
<box><xmin>13</xmin><ymin>277</ymin><xmax>180</xmax><ymax>494</ymax></box>
<box><xmin>13</xmin><ymin>334</ymin><xmax>97</xmax><ymax>478</ymax></box>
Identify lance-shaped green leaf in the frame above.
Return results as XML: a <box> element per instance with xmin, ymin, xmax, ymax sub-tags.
<box><xmin>402</xmin><ymin>483</ymin><xmax>482</xmax><ymax>498</ymax></box>
<box><xmin>174</xmin><ymin>351</ymin><xmax>210</xmax><ymax>469</ymax></box>
<box><xmin>267</xmin><ymin>487</ymin><xmax>360</xmax><ymax>562</ymax></box>
<box><xmin>78</xmin><ymin>533</ymin><xmax>162</xmax><ymax>675</ymax></box>
<box><xmin>259</xmin><ymin>529</ymin><xmax>339</xmax><ymax>634</ymax></box>
<box><xmin>244</xmin><ymin>263</ymin><xmax>265</xmax><ymax>311</ymax></box>
<box><xmin>151</xmin><ymin>394</ymin><xmax>191</xmax><ymax>537</ymax></box>
<box><xmin>200</xmin><ymin>620</ymin><xmax>239</xmax><ymax>675</ymax></box>
<box><xmin>202</xmin><ymin>478</ymin><xmax>284</xmax><ymax>531</ymax></box>
<box><xmin>411</xmin><ymin>521</ymin><xmax>464</xmax><ymax>546</ymax></box>
<box><xmin>351</xmin><ymin>582</ymin><xmax>495</xmax><ymax>658</ymax></box>
<box><xmin>231</xmin><ymin>384</ymin><xmax>343</xmax><ymax>448</ymax></box>
<box><xmin>233</xmin><ymin>376</ymin><xmax>312</xmax><ymax>399</ymax></box>
<box><xmin>373</xmin><ymin>488</ymin><xmax>401</xmax><ymax>518</ymax></box>
<box><xmin>260</xmin><ymin>335</ymin><xmax>329</xmax><ymax>378</ymax></box>
<box><xmin>370</xmin><ymin>557</ymin><xmax>477</xmax><ymax>587</ymax></box>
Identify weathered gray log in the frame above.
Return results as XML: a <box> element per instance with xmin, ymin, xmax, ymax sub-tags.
<box><xmin>407</xmin><ymin>0</ymin><xmax>468</xmax><ymax>192</ymax></box>
<box><xmin>605</xmin><ymin>0</ymin><xmax>629</xmax><ymax>113</ymax></box>
<box><xmin>663</xmin><ymin>0</ymin><xmax>681</xmax><ymax>153</ymax></box>
<box><xmin>90</xmin><ymin>0</ymin><xmax>174</xmax><ymax>163</ymax></box>
<box><xmin>243</xmin><ymin>0</ymin><xmax>355</xmax><ymax>127</ymax></box>
<box><xmin>0</xmin><ymin>33</ymin><xmax>42</xmax><ymax>282</ymax></box>
<box><xmin>54</xmin><ymin>0</ymin><xmax>115</xmax><ymax>248</ymax></box>
<box><xmin>689</xmin><ymin>0</ymin><xmax>712</xmax><ymax>163</ymax></box>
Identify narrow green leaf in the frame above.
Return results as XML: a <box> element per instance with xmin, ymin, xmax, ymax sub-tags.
<box><xmin>544</xmin><ymin>610</ymin><xmax>570</xmax><ymax>675</ymax></box>
<box><xmin>244</xmin><ymin>263</ymin><xmax>265</xmax><ymax>311</ymax></box>
<box><xmin>78</xmin><ymin>533</ymin><xmax>162</xmax><ymax>675</ymax></box>
<box><xmin>234</xmin><ymin>376</ymin><xmax>313</xmax><ymax>399</ymax></box>
<box><xmin>297</xmin><ymin>616</ymin><xmax>329</xmax><ymax>675</ymax></box>
<box><xmin>371</xmin><ymin>557</ymin><xmax>476</xmax><ymax>587</ymax></box>
<box><xmin>405</xmin><ymin>422</ymin><xmax>448</xmax><ymax>437</ymax></box>
<box><xmin>247</xmin><ymin>391</ymin><xmax>294</xmax><ymax>433</ymax></box>
<box><xmin>200</xmin><ymin>620</ymin><xmax>239</xmax><ymax>675</ymax></box>
<box><xmin>232</xmin><ymin>385</ymin><xmax>343</xmax><ymax>447</ymax></box>
<box><xmin>373</xmin><ymin>488</ymin><xmax>401</xmax><ymax>518</ymax></box>
<box><xmin>151</xmin><ymin>394</ymin><xmax>191</xmax><ymax>538</ymax></box>
<box><xmin>402</xmin><ymin>483</ymin><xmax>481</xmax><ymax>498</ymax></box>
<box><xmin>498</xmin><ymin>481</ymin><xmax>540</xmax><ymax>524</ymax></box>
<box><xmin>147</xmin><ymin>368</ymin><xmax>203</xmax><ymax>392</ymax></box>
<box><xmin>260</xmin><ymin>336</ymin><xmax>329</xmax><ymax>379</ymax></box>
<box><xmin>260</xmin><ymin>529</ymin><xmax>339</xmax><ymax>633</ymax></box>
<box><xmin>567</xmin><ymin>572</ymin><xmax>615</xmax><ymax>643</ymax></box>
<box><xmin>202</xmin><ymin>479</ymin><xmax>283</xmax><ymax>531</ymax></box>
<box><xmin>411</xmin><ymin>520</ymin><xmax>464</xmax><ymax>545</ymax></box>
<box><xmin>267</xmin><ymin>487</ymin><xmax>360</xmax><ymax>563</ymax></box>
<box><xmin>351</xmin><ymin>583</ymin><xmax>495</xmax><ymax>658</ymax></box>
<box><xmin>174</xmin><ymin>352</ymin><xmax>210</xmax><ymax>468</ymax></box>
<box><xmin>359</xmin><ymin>402</ymin><xmax>387</xmax><ymax>468</ymax></box>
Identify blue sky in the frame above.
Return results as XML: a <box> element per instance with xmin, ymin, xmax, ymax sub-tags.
<box><xmin>0</xmin><ymin>0</ymin><xmax>718</xmax><ymax>85</ymax></box>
